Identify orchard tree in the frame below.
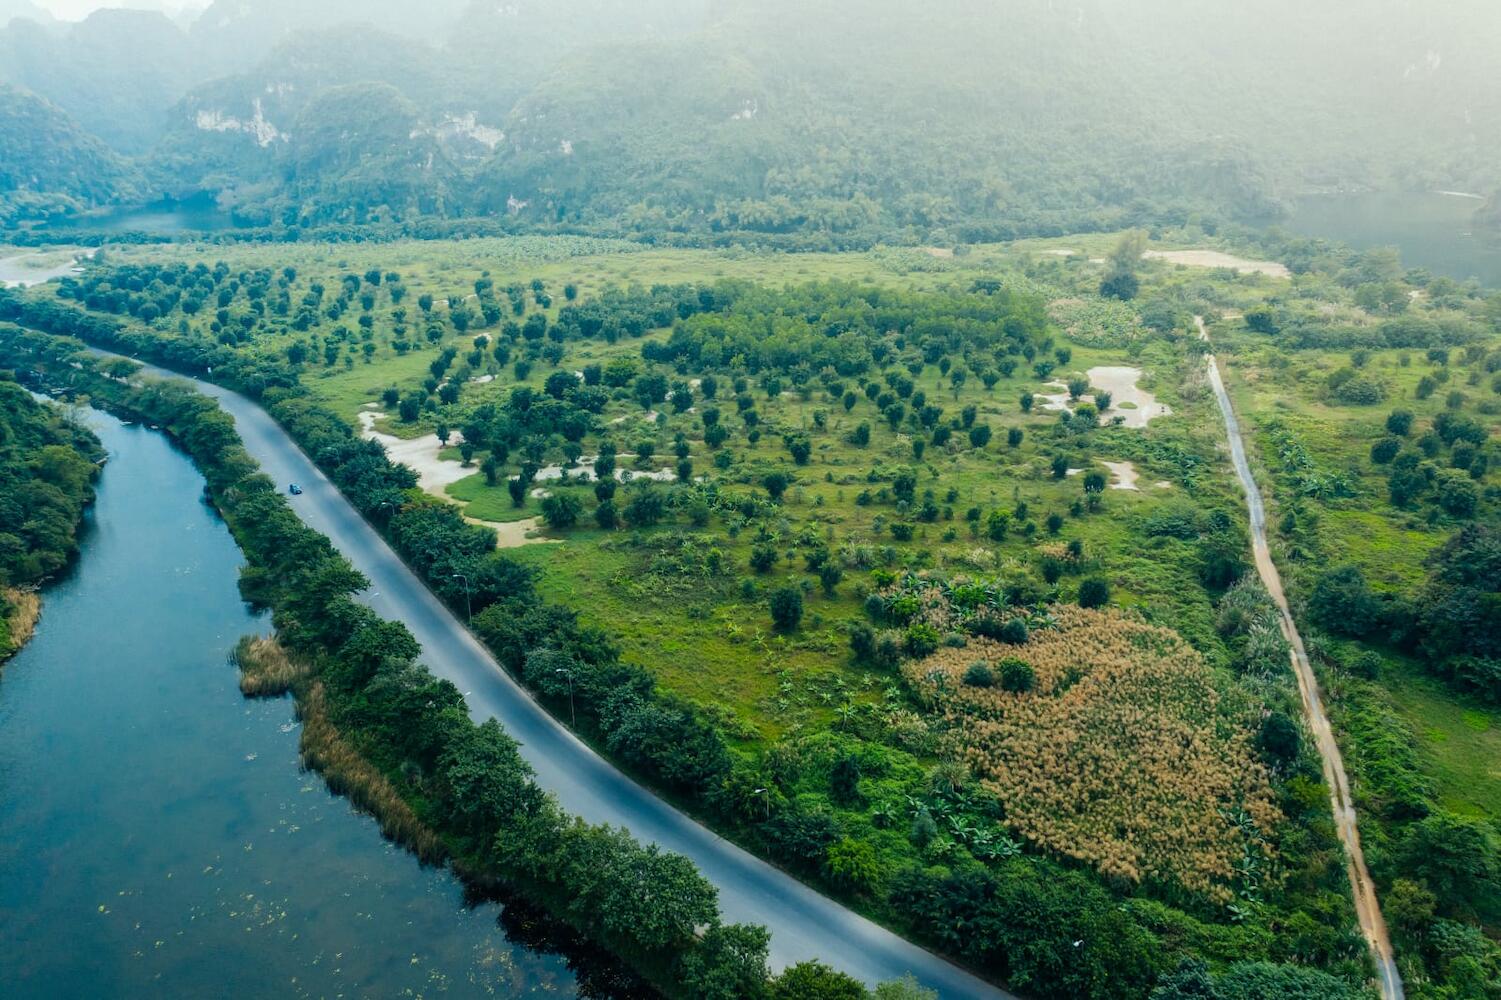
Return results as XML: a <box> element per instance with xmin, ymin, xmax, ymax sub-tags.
<box><xmin>770</xmin><ymin>587</ymin><xmax>804</xmax><ymax>632</ymax></box>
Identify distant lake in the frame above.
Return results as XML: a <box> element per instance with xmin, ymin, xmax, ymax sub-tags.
<box><xmin>41</xmin><ymin>195</ymin><xmax>241</xmax><ymax>236</ymax></box>
<box><xmin>1286</xmin><ymin>191</ymin><xmax>1501</xmax><ymax>288</ymax></box>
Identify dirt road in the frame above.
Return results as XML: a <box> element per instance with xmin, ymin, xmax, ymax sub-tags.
<box><xmin>1196</xmin><ymin>317</ymin><xmax>1404</xmax><ymax>1000</ymax></box>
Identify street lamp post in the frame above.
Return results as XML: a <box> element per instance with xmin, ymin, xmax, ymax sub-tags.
<box><xmin>752</xmin><ymin>787</ymin><xmax>770</xmax><ymax>821</ymax></box>
<box><xmin>451</xmin><ymin>573</ymin><xmax>471</xmax><ymax>624</ymax></box>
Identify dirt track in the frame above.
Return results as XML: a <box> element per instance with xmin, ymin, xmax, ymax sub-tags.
<box><xmin>1196</xmin><ymin>317</ymin><xmax>1404</xmax><ymax>1000</ymax></box>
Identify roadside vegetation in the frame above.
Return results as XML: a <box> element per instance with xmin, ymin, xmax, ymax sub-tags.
<box><xmin>0</xmin><ymin>372</ymin><xmax>101</xmax><ymax>660</ymax></box>
<box><xmin>1193</xmin><ymin>232</ymin><xmax>1501</xmax><ymax>997</ymax></box>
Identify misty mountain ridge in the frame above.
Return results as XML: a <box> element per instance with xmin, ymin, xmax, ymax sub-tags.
<box><xmin>1</xmin><ymin>0</ymin><xmax>1498</xmax><ymax>241</ymax></box>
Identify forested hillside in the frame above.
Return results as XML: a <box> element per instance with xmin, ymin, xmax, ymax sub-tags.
<box><xmin>3</xmin><ymin>0</ymin><xmax>1500</xmax><ymax>241</ymax></box>
<box><xmin>0</xmin><ymin>85</ymin><xmax>141</xmax><ymax>225</ymax></box>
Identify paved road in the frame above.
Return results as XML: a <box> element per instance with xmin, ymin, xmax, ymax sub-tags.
<box><xmin>1196</xmin><ymin>319</ymin><xmax>1404</xmax><ymax>1000</ymax></box>
<box><xmin>129</xmin><ymin>361</ymin><xmax>1010</xmax><ymax>999</ymax></box>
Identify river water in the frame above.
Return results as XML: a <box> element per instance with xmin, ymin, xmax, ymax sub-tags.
<box><xmin>1286</xmin><ymin>191</ymin><xmax>1501</xmax><ymax>288</ymax></box>
<box><xmin>0</xmin><ymin>407</ymin><xmax>581</xmax><ymax>998</ymax></box>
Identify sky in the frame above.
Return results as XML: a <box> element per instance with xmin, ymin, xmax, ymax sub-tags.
<box><xmin>29</xmin><ymin>0</ymin><xmax>204</xmax><ymax>20</ymax></box>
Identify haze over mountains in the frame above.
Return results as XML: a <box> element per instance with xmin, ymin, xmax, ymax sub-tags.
<box><xmin>2</xmin><ymin>0</ymin><xmax>1499</xmax><ymax>240</ymax></box>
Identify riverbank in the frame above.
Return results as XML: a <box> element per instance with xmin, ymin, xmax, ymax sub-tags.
<box><xmin>0</xmin><ymin>327</ymin><xmax>980</xmax><ymax>999</ymax></box>
<box><xmin>0</xmin><ymin>398</ymin><xmax>591</xmax><ymax>998</ymax></box>
<box><xmin>0</xmin><ymin>289</ymin><xmax>1011</xmax><ymax>996</ymax></box>
<box><xmin>0</xmin><ymin>376</ymin><xmax>103</xmax><ymax>663</ymax></box>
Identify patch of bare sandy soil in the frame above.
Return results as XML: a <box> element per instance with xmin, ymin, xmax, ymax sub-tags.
<box><xmin>359</xmin><ymin>409</ymin><xmax>557</xmax><ymax>549</ymax></box>
<box><xmin>468</xmin><ymin>514</ymin><xmax>560</xmax><ymax>551</ymax></box>
<box><xmin>1099</xmin><ymin>460</ymin><xmax>1139</xmax><ymax>491</ymax></box>
<box><xmin>1143</xmin><ymin>250</ymin><xmax>1290</xmax><ymax>279</ymax></box>
<box><xmin>358</xmin><ymin>410</ymin><xmax>472</xmax><ymax>494</ymax></box>
<box><xmin>1037</xmin><ymin>366</ymin><xmax>1172</xmax><ymax>429</ymax></box>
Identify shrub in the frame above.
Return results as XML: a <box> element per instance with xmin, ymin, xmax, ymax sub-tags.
<box><xmin>750</xmin><ymin>545</ymin><xmax>778</xmax><ymax>573</ymax></box>
<box><xmin>1370</xmin><ymin>437</ymin><xmax>1402</xmax><ymax>464</ymax></box>
<box><xmin>1255</xmin><ymin>712</ymin><xmax>1301</xmax><ymax>767</ymax></box>
<box><xmin>769</xmin><ymin>587</ymin><xmax>804</xmax><ymax>632</ymax></box>
<box><xmin>999</xmin><ymin>618</ymin><xmax>1029</xmax><ymax>645</ymax></box>
<box><xmin>539</xmin><ymin>490</ymin><xmax>583</xmax><ymax>529</ymax></box>
<box><xmin>963</xmin><ymin>661</ymin><xmax>996</xmax><ymax>687</ymax></box>
<box><xmin>998</xmin><ymin>658</ymin><xmax>1036</xmax><ymax>693</ymax></box>
<box><xmin>771</xmin><ymin>961</ymin><xmax>868</xmax><ymax>1000</ymax></box>
<box><xmin>825</xmin><ymin>837</ymin><xmax>882</xmax><ymax>894</ymax></box>
<box><xmin>1436</xmin><ymin>469</ymin><xmax>1479</xmax><ymax>517</ymax></box>
<box><xmin>849</xmin><ymin>622</ymin><xmax>877</xmax><ymax>662</ymax></box>
<box><xmin>905</xmin><ymin>623</ymin><xmax>941</xmax><ymax>657</ymax></box>
<box><xmin>1245</xmin><ymin>305</ymin><xmax>1279</xmax><ymax>334</ymax></box>
<box><xmin>1307</xmin><ymin>565</ymin><xmax>1381</xmax><ymax>638</ymax></box>
<box><xmin>623</xmin><ymin>487</ymin><xmax>665</xmax><ymax>527</ymax></box>
<box><xmin>1078</xmin><ymin>577</ymin><xmax>1110</xmax><ymax>608</ymax></box>
<box><xmin>1333</xmin><ymin>372</ymin><xmax>1386</xmax><ymax>405</ymax></box>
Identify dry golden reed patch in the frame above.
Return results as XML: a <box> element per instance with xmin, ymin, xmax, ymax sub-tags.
<box><xmin>232</xmin><ymin>634</ymin><xmax>310</xmax><ymax>697</ymax></box>
<box><xmin>1</xmin><ymin>588</ymin><xmax>41</xmax><ymax>662</ymax></box>
<box><xmin>297</xmin><ymin>681</ymin><xmax>445</xmax><ymax>863</ymax></box>
<box><xmin>233</xmin><ymin>634</ymin><xmax>442</xmax><ymax>862</ymax></box>
<box><xmin>906</xmin><ymin>606</ymin><xmax>1278</xmax><ymax>899</ymax></box>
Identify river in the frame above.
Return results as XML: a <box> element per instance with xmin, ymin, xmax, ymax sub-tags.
<box><xmin>0</xmin><ymin>406</ymin><xmax>589</xmax><ymax>998</ymax></box>
<box><xmin>1286</xmin><ymin>191</ymin><xmax>1501</xmax><ymax>288</ymax></box>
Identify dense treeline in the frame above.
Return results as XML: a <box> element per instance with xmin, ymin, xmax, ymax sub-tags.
<box><xmin>1307</xmin><ymin>527</ymin><xmax>1501</xmax><ymax>706</ymax></box>
<box><xmin>0</xmin><ymin>324</ymin><xmax>922</xmax><ymax>1000</ymax></box>
<box><xmin>0</xmin><ymin>370</ymin><xmax>101</xmax><ymax>657</ymax></box>
<box><xmin>646</xmin><ymin>281</ymin><xmax>1051</xmax><ymax>380</ymax></box>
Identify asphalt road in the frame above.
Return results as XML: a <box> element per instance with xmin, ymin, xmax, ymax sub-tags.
<box><xmin>1196</xmin><ymin>319</ymin><xmax>1404</xmax><ymax>1000</ymax></box>
<box><xmin>133</xmin><ymin>362</ymin><xmax>1010</xmax><ymax>999</ymax></box>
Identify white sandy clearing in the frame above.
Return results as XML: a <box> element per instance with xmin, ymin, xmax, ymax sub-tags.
<box><xmin>357</xmin><ymin>411</ymin><xmax>600</xmax><ymax>550</ymax></box>
<box><xmin>921</xmin><ymin>247</ymin><xmax>955</xmax><ymax>259</ymax></box>
<box><xmin>1037</xmin><ymin>366</ymin><xmax>1171</xmax><ymax>430</ymax></box>
<box><xmin>1042</xmin><ymin>248</ymin><xmax>1078</xmax><ymax>257</ymax></box>
<box><xmin>1144</xmin><ymin>250</ymin><xmax>1289</xmax><ymax>279</ymax></box>
<box><xmin>1100</xmin><ymin>460</ymin><xmax>1139</xmax><ymax>491</ymax></box>
<box><xmin>532</xmin><ymin>457</ymin><xmax>679</xmax><ymax>485</ymax></box>
<box><xmin>610</xmin><ymin>409</ymin><xmax>660</xmax><ymax>426</ymax></box>
<box><xmin>358</xmin><ymin>411</ymin><xmax>473</xmax><ymax>494</ymax></box>
<box><xmin>462</xmin><ymin>513</ymin><xmax>559</xmax><ymax>550</ymax></box>
<box><xmin>1154</xmin><ymin>481</ymin><xmax>1173</xmax><ymax>490</ymax></box>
